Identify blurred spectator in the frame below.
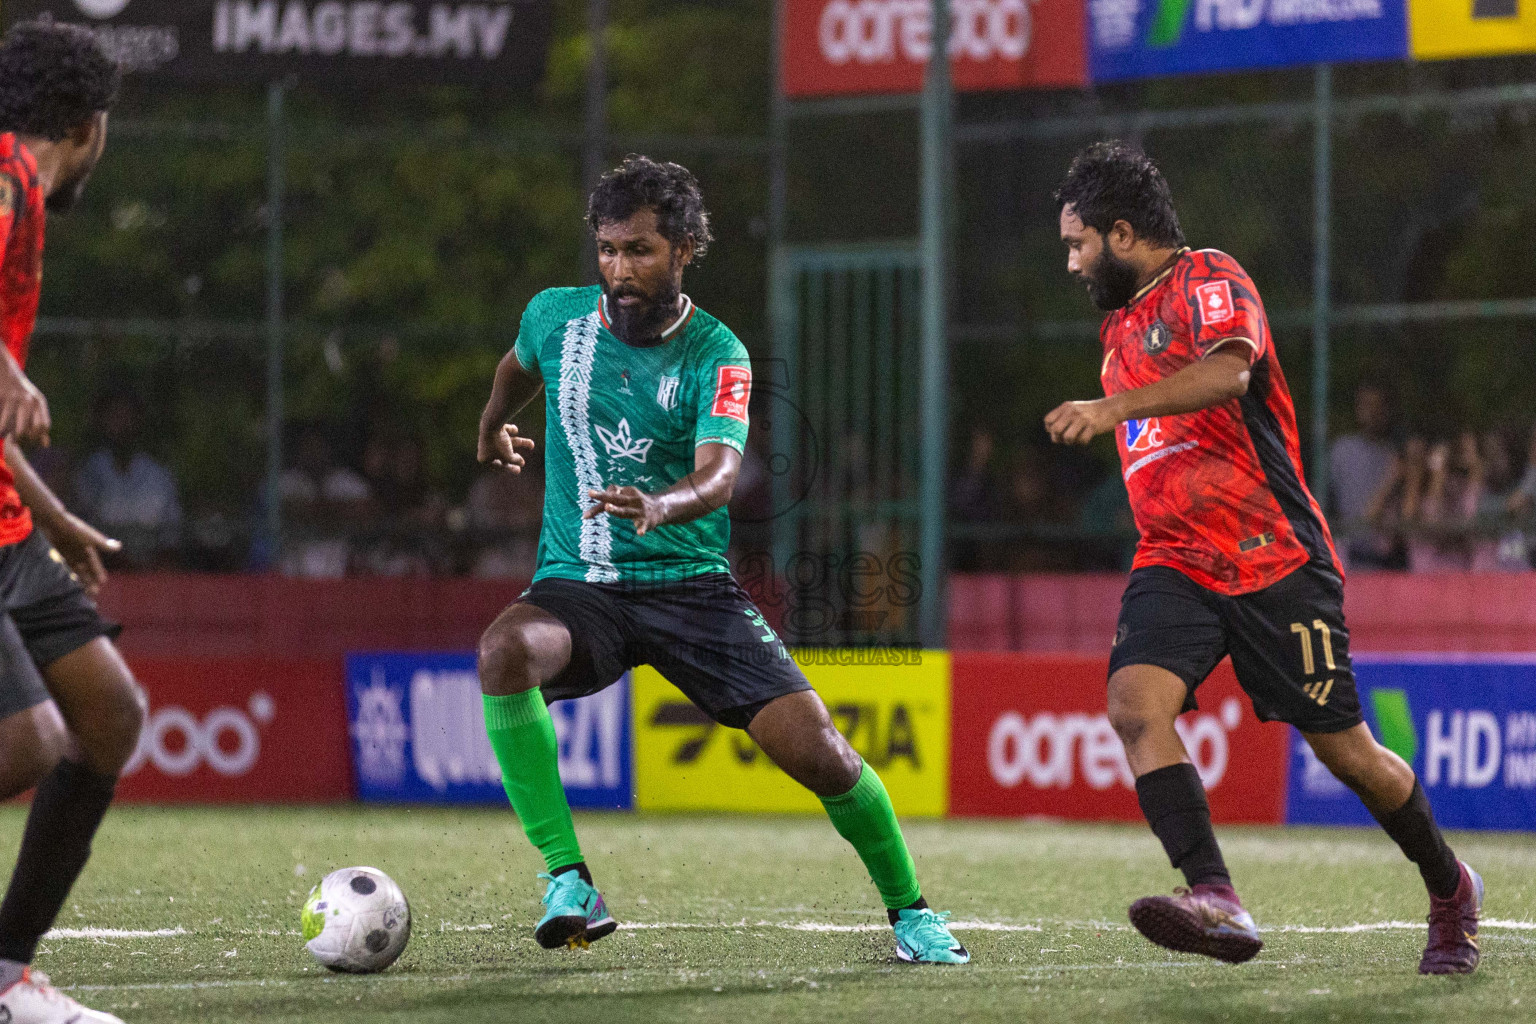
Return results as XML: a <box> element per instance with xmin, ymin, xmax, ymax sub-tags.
<box><xmin>951</xmin><ymin>427</ymin><xmax>1002</xmax><ymax>571</ymax></box>
<box><xmin>357</xmin><ymin>433</ymin><xmax>449</xmax><ymax>575</ymax></box>
<box><xmin>1407</xmin><ymin>433</ymin><xmax>1480</xmax><ymax>572</ymax></box>
<box><xmin>73</xmin><ymin>391</ymin><xmax>182</xmax><ymax>568</ymax></box>
<box><xmin>1078</xmin><ymin>469</ymin><xmax>1136</xmax><ymax>571</ymax></box>
<box><xmin>1329</xmin><ymin>383</ymin><xmax>1402</xmax><ymax>571</ymax></box>
<box><xmin>466</xmin><ymin>455</ymin><xmax>544</xmax><ymax>579</ymax></box>
<box><xmin>279</xmin><ymin>425</ymin><xmax>371</xmax><ymax>577</ymax></box>
<box><xmin>1471</xmin><ymin>429</ymin><xmax>1529</xmax><ymax>571</ymax></box>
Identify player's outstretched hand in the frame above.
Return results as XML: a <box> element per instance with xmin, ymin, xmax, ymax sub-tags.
<box><xmin>0</xmin><ymin>355</ymin><xmax>50</xmax><ymax>446</ymax></box>
<box><xmin>585</xmin><ymin>486</ymin><xmax>665</xmax><ymax>535</ymax></box>
<box><xmin>478</xmin><ymin>422</ymin><xmax>535</xmax><ymax>473</ymax></box>
<box><xmin>44</xmin><ymin>511</ymin><xmax>120</xmax><ymax>596</ymax></box>
<box><xmin>1045</xmin><ymin>399</ymin><xmax>1118</xmax><ymax>445</ymax></box>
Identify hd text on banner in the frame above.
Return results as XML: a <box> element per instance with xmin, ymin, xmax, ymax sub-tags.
<box><xmin>1090</xmin><ymin>0</ymin><xmax>1409</xmax><ymax>81</ymax></box>
<box><xmin>633</xmin><ymin>649</ymin><xmax>950</xmax><ymax>816</ymax></box>
<box><xmin>1287</xmin><ymin>657</ymin><xmax>1536</xmax><ymax>830</ymax></box>
<box><xmin>346</xmin><ymin>652</ymin><xmax>632</xmax><ymax>809</ymax></box>
<box><xmin>949</xmin><ymin>653</ymin><xmax>1290</xmax><ymax>824</ymax></box>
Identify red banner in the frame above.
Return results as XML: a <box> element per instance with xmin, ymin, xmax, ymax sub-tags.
<box><xmin>117</xmin><ymin>657</ymin><xmax>352</xmax><ymax>803</ymax></box>
<box><xmin>781</xmin><ymin>0</ymin><xmax>1086</xmax><ymax>98</ymax></box>
<box><xmin>950</xmin><ymin>653</ymin><xmax>1289</xmax><ymax>823</ymax></box>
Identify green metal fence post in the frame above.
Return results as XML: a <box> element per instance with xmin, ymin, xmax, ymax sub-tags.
<box><xmin>264</xmin><ymin>79</ymin><xmax>288</xmax><ymax>560</ymax></box>
<box><xmin>918</xmin><ymin>0</ymin><xmax>952</xmax><ymax>648</ymax></box>
<box><xmin>1311</xmin><ymin>64</ymin><xmax>1332</xmax><ymax>506</ymax></box>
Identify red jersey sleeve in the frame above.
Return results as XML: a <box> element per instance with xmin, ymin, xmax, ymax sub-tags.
<box><xmin>0</xmin><ymin>172</ymin><xmax>16</xmax><ymax>257</ymax></box>
<box><xmin>1182</xmin><ymin>250</ymin><xmax>1266</xmax><ymax>364</ymax></box>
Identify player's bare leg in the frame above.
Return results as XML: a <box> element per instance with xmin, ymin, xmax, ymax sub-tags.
<box><xmin>0</xmin><ymin>702</ymin><xmax>67</xmax><ymax>801</ymax></box>
<box><xmin>477</xmin><ymin>604</ymin><xmax>616</xmax><ymax>950</ymax></box>
<box><xmin>0</xmin><ymin>638</ymin><xmax>144</xmax><ymax>1023</ymax></box>
<box><xmin>751</xmin><ymin>691</ymin><xmax>970</xmax><ymax>964</ymax></box>
<box><xmin>1305</xmin><ymin>724</ymin><xmax>1480</xmax><ymax>975</ymax></box>
<box><xmin>1108</xmin><ymin>664</ymin><xmax>1262</xmax><ymax>964</ymax></box>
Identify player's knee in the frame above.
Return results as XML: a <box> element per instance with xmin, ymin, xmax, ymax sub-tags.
<box><xmin>1107</xmin><ymin>692</ymin><xmax>1151</xmax><ymax>750</ymax></box>
<box><xmin>15</xmin><ymin>708</ymin><xmax>67</xmax><ymax>788</ymax></box>
<box><xmin>88</xmin><ymin>675</ymin><xmax>147</xmax><ymax>776</ymax></box>
<box><xmin>477</xmin><ymin>622</ymin><xmax>539</xmax><ymax>696</ymax></box>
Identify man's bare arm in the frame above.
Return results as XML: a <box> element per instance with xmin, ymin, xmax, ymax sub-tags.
<box><xmin>477</xmin><ymin>351</ymin><xmax>544</xmax><ymax>471</ymax></box>
<box><xmin>5</xmin><ymin>438</ymin><xmax>119</xmax><ymax>593</ymax></box>
<box><xmin>584</xmin><ymin>443</ymin><xmax>741</xmax><ymax>536</ymax></box>
<box><xmin>1045</xmin><ymin>350</ymin><xmax>1253</xmax><ymax>446</ymax></box>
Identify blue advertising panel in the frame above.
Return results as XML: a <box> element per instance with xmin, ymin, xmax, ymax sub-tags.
<box><xmin>347</xmin><ymin>652</ymin><xmax>631</xmax><ymax>809</ymax></box>
<box><xmin>1090</xmin><ymin>0</ymin><xmax>1408</xmax><ymax>82</ymax></box>
<box><xmin>1287</xmin><ymin>656</ymin><xmax>1536</xmax><ymax>830</ymax></box>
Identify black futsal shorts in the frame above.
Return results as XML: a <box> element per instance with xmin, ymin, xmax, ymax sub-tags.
<box><xmin>0</xmin><ymin>531</ymin><xmax>122</xmax><ymax>720</ymax></box>
<box><xmin>1108</xmin><ymin>561</ymin><xmax>1363</xmax><ymax>734</ymax></box>
<box><xmin>518</xmin><ymin>573</ymin><xmax>811</xmax><ymax>729</ymax></box>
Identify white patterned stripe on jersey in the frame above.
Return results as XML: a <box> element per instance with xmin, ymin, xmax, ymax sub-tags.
<box><xmin>557</xmin><ymin>313</ymin><xmax>618</xmax><ymax>583</ymax></box>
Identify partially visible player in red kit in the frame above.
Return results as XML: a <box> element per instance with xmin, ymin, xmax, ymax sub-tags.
<box><xmin>1046</xmin><ymin>142</ymin><xmax>1479</xmax><ymax>975</ymax></box>
<box><xmin>0</xmin><ymin>21</ymin><xmax>149</xmax><ymax>1024</ymax></box>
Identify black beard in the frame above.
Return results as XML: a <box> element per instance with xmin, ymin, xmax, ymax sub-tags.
<box><xmin>1081</xmin><ymin>247</ymin><xmax>1141</xmax><ymax>311</ymax></box>
<box><xmin>45</xmin><ymin>172</ymin><xmax>89</xmax><ymax>214</ymax></box>
<box><xmin>603</xmin><ymin>277</ymin><xmax>682</xmax><ymax>345</ymax></box>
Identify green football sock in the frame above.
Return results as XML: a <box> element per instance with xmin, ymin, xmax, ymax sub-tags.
<box><xmin>819</xmin><ymin>761</ymin><xmax>922</xmax><ymax>910</ymax></box>
<box><xmin>483</xmin><ymin>690</ymin><xmax>583</xmax><ymax>873</ymax></box>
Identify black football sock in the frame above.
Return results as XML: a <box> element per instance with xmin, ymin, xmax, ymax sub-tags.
<box><xmin>1370</xmin><ymin>780</ymin><xmax>1461</xmax><ymax>899</ymax></box>
<box><xmin>551</xmin><ymin>861</ymin><xmax>593</xmax><ymax>886</ymax></box>
<box><xmin>1135</xmin><ymin>763</ymin><xmax>1231</xmax><ymax>889</ymax></box>
<box><xmin>888</xmin><ymin>896</ymin><xmax>928</xmax><ymax>925</ymax></box>
<box><xmin>0</xmin><ymin>759</ymin><xmax>117</xmax><ymax>963</ymax></box>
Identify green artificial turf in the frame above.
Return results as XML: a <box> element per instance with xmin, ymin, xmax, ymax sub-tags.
<box><xmin>9</xmin><ymin>806</ymin><xmax>1534</xmax><ymax>1023</ymax></box>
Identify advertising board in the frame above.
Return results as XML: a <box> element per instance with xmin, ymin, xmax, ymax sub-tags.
<box><xmin>347</xmin><ymin>652</ymin><xmax>631</xmax><ymax>809</ymax></box>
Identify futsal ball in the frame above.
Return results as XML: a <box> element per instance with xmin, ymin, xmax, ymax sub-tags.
<box><xmin>301</xmin><ymin>866</ymin><xmax>412</xmax><ymax>973</ymax></box>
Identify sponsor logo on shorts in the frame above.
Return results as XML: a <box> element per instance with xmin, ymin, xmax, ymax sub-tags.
<box><xmin>1196</xmin><ymin>280</ymin><xmax>1236</xmax><ymax>326</ymax></box>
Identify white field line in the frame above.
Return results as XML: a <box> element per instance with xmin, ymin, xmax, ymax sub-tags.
<box><xmin>53</xmin><ymin>918</ymin><xmax>1536</xmax><ymax>940</ymax></box>
<box><xmin>43</xmin><ymin>927</ymin><xmax>188</xmax><ymax>940</ymax></box>
<box><xmin>61</xmin><ymin>959</ymin><xmax>1270</xmax><ymax>994</ymax></box>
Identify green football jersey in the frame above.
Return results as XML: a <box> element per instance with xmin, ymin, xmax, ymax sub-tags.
<box><xmin>513</xmin><ymin>285</ymin><xmax>751</xmax><ymax>585</ymax></box>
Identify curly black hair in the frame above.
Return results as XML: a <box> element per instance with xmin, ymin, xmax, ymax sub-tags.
<box><xmin>1054</xmin><ymin>141</ymin><xmax>1185</xmax><ymax>249</ymax></box>
<box><xmin>0</xmin><ymin>20</ymin><xmax>120</xmax><ymax>141</ymax></box>
<box><xmin>587</xmin><ymin>155</ymin><xmax>713</xmax><ymax>257</ymax></box>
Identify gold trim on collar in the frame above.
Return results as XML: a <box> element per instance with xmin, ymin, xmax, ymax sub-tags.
<box><xmin>1129</xmin><ymin>247</ymin><xmax>1191</xmax><ymax>306</ymax></box>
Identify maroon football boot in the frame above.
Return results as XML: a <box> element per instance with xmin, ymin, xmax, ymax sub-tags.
<box><xmin>1420</xmin><ymin>861</ymin><xmax>1483</xmax><ymax>975</ymax></box>
<box><xmin>1129</xmin><ymin>882</ymin><xmax>1263</xmax><ymax>964</ymax></box>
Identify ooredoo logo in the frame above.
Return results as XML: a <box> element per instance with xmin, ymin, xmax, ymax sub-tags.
<box><xmin>818</xmin><ymin>0</ymin><xmax>1036</xmax><ymax>66</ymax></box>
<box><xmin>124</xmin><ymin>692</ymin><xmax>276</xmax><ymax>778</ymax></box>
<box><xmin>986</xmin><ymin>697</ymin><xmax>1243</xmax><ymax>791</ymax></box>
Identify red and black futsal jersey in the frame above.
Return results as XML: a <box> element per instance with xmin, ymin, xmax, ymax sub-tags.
<box><xmin>1100</xmin><ymin>248</ymin><xmax>1340</xmax><ymax>596</ymax></box>
<box><xmin>0</xmin><ymin>133</ymin><xmax>46</xmax><ymax>546</ymax></box>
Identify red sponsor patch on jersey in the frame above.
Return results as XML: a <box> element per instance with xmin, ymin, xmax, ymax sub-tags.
<box><xmin>1196</xmin><ymin>280</ymin><xmax>1235</xmax><ymax>326</ymax></box>
<box><xmin>712</xmin><ymin>365</ymin><xmax>751</xmax><ymax>423</ymax></box>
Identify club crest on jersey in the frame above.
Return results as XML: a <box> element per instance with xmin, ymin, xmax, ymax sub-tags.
<box><xmin>656</xmin><ymin>374</ymin><xmax>680</xmax><ymax>411</ymax></box>
<box><xmin>1125</xmin><ymin>418</ymin><xmax>1165</xmax><ymax>454</ymax></box>
<box><xmin>1143</xmin><ymin>319</ymin><xmax>1171</xmax><ymax>355</ymax></box>
<box><xmin>595</xmin><ymin>418</ymin><xmax>653</xmax><ymax>463</ymax></box>
<box><xmin>1196</xmin><ymin>280</ymin><xmax>1236</xmax><ymax>326</ymax></box>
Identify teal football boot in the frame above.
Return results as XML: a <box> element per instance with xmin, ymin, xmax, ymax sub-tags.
<box><xmin>892</xmin><ymin>908</ymin><xmax>971</xmax><ymax>964</ymax></box>
<box><xmin>534</xmin><ymin>870</ymin><xmax>618</xmax><ymax>949</ymax></box>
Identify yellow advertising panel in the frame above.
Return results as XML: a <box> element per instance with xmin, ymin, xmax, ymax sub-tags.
<box><xmin>1411</xmin><ymin>0</ymin><xmax>1536</xmax><ymax>60</ymax></box>
<box><xmin>634</xmin><ymin>650</ymin><xmax>950</xmax><ymax>816</ymax></box>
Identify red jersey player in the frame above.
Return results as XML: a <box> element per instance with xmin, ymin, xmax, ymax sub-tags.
<box><xmin>1046</xmin><ymin>142</ymin><xmax>1480</xmax><ymax>975</ymax></box>
<box><xmin>0</xmin><ymin>22</ymin><xmax>147</xmax><ymax>1024</ymax></box>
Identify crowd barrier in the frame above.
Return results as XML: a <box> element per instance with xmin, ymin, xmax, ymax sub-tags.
<box><xmin>107</xmin><ymin>646</ymin><xmax>1536</xmax><ymax>832</ymax></box>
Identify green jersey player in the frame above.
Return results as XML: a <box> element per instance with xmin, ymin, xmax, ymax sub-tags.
<box><xmin>474</xmin><ymin>156</ymin><xmax>968</xmax><ymax>965</ymax></box>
